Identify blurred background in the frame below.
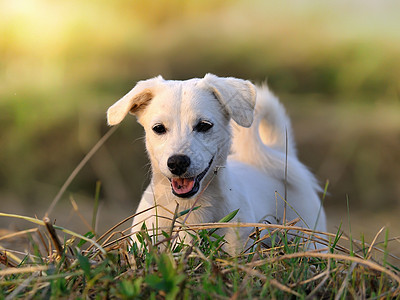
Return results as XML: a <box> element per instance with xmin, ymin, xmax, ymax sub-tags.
<box><xmin>1</xmin><ymin>0</ymin><xmax>399</xmax><ymax>252</ymax></box>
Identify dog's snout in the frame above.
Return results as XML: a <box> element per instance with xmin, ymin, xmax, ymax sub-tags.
<box><xmin>167</xmin><ymin>155</ymin><xmax>191</xmax><ymax>176</ymax></box>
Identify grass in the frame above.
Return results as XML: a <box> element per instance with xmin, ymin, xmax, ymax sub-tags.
<box><xmin>1</xmin><ymin>202</ymin><xmax>400</xmax><ymax>299</ymax></box>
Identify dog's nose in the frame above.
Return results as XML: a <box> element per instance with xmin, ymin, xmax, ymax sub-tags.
<box><xmin>167</xmin><ymin>155</ymin><xmax>191</xmax><ymax>176</ymax></box>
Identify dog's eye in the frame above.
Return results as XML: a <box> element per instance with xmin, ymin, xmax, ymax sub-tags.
<box><xmin>194</xmin><ymin>120</ymin><xmax>213</xmax><ymax>133</ymax></box>
<box><xmin>152</xmin><ymin>124</ymin><xmax>167</xmax><ymax>135</ymax></box>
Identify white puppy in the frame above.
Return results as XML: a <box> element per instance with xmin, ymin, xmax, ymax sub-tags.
<box><xmin>107</xmin><ymin>74</ymin><xmax>326</xmax><ymax>253</ymax></box>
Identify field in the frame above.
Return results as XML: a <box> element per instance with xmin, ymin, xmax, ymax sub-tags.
<box><xmin>1</xmin><ymin>199</ymin><xmax>399</xmax><ymax>298</ymax></box>
<box><xmin>1</xmin><ymin>0</ymin><xmax>400</xmax><ymax>297</ymax></box>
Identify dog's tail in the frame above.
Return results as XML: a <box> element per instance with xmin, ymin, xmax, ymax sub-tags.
<box><xmin>255</xmin><ymin>85</ymin><xmax>297</xmax><ymax>156</ymax></box>
<box><xmin>231</xmin><ymin>84</ymin><xmax>296</xmax><ymax>160</ymax></box>
<box><xmin>230</xmin><ymin>84</ymin><xmax>319</xmax><ymax>189</ymax></box>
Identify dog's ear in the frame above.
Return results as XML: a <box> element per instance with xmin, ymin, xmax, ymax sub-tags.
<box><xmin>202</xmin><ymin>74</ymin><xmax>256</xmax><ymax>127</ymax></box>
<box><xmin>107</xmin><ymin>76</ymin><xmax>164</xmax><ymax>126</ymax></box>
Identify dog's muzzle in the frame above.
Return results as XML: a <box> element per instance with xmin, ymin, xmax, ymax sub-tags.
<box><xmin>169</xmin><ymin>156</ymin><xmax>214</xmax><ymax>198</ymax></box>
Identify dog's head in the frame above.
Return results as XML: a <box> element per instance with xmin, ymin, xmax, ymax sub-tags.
<box><xmin>107</xmin><ymin>74</ymin><xmax>256</xmax><ymax>199</ymax></box>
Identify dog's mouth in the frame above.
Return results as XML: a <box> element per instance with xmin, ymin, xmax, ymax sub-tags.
<box><xmin>170</xmin><ymin>157</ymin><xmax>214</xmax><ymax>198</ymax></box>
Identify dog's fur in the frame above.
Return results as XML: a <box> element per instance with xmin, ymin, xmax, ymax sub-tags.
<box><xmin>107</xmin><ymin>74</ymin><xmax>326</xmax><ymax>253</ymax></box>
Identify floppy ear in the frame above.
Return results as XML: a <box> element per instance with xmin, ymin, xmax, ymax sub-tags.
<box><xmin>107</xmin><ymin>76</ymin><xmax>163</xmax><ymax>126</ymax></box>
<box><xmin>202</xmin><ymin>73</ymin><xmax>256</xmax><ymax>127</ymax></box>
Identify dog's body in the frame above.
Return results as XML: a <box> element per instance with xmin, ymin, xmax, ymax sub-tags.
<box><xmin>107</xmin><ymin>74</ymin><xmax>326</xmax><ymax>253</ymax></box>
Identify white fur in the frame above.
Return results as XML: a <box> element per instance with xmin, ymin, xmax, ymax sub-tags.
<box><xmin>107</xmin><ymin>74</ymin><xmax>326</xmax><ymax>253</ymax></box>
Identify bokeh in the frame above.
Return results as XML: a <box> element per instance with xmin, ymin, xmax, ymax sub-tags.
<box><xmin>1</xmin><ymin>0</ymin><xmax>400</xmax><ymax>243</ymax></box>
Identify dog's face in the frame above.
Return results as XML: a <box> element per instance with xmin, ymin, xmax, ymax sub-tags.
<box><xmin>138</xmin><ymin>80</ymin><xmax>230</xmax><ymax>198</ymax></box>
<box><xmin>107</xmin><ymin>74</ymin><xmax>256</xmax><ymax>199</ymax></box>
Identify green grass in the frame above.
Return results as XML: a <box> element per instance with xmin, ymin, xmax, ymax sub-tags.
<box><xmin>0</xmin><ymin>205</ymin><xmax>399</xmax><ymax>299</ymax></box>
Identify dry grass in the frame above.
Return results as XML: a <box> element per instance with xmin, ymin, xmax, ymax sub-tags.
<box><xmin>0</xmin><ymin>203</ymin><xmax>399</xmax><ymax>298</ymax></box>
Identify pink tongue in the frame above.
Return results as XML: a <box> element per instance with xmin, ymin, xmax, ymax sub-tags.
<box><xmin>171</xmin><ymin>178</ymin><xmax>195</xmax><ymax>194</ymax></box>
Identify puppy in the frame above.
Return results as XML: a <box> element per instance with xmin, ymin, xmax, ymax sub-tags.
<box><xmin>107</xmin><ymin>74</ymin><xmax>326</xmax><ymax>253</ymax></box>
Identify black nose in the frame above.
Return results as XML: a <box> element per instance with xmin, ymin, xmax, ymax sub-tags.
<box><xmin>167</xmin><ymin>155</ymin><xmax>191</xmax><ymax>176</ymax></box>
